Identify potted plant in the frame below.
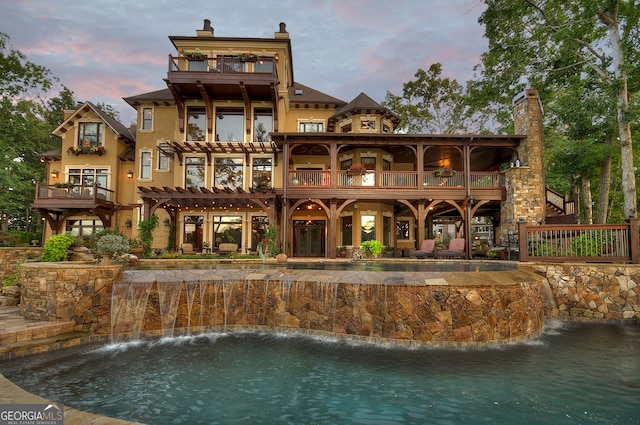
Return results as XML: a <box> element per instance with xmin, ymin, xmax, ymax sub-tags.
<box><xmin>345</xmin><ymin>163</ymin><xmax>367</xmax><ymax>176</ymax></box>
<box><xmin>237</xmin><ymin>52</ymin><xmax>260</xmax><ymax>62</ymax></box>
<box><xmin>338</xmin><ymin>246</ymin><xmax>347</xmax><ymax>258</ymax></box>
<box><xmin>95</xmin><ymin>234</ymin><xmax>130</xmax><ymax>263</ymax></box>
<box><xmin>185</xmin><ymin>51</ymin><xmax>206</xmax><ymax>59</ymax></box>
<box><xmin>432</xmin><ymin>167</ymin><xmax>457</xmax><ymax>177</ymax></box>
<box><xmin>384</xmin><ymin>245</ymin><xmax>397</xmax><ymax>257</ymax></box>
<box><xmin>360</xmin><ymin>240</ymin><xmax>383</xmax><ymax>258</ymax></box>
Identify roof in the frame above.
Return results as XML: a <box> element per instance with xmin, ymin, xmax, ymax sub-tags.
<box><xmin>288</xmin><ymin>82</ymin><xmax>346</xmax><ymax>106</ymax></box>
<box><xmin>123</xmin><ymin>88</ymin><xmax>175</xmax><ymax>108</ymax></box>
<box><xmin>328</xmin><ymin>92</ymin><xmax>401</xmax><ymax>131</ymax></box>
<box><xmin>51</xmin><ymin>102</ymin><xmax>135</xmax><ymax>144</ymax></box>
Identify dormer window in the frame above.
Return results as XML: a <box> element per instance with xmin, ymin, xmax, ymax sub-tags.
<box><xmin>78</xmin><ymin>123</ymin><xmax>104</xmax><ymax>147</ymax></box>
<box><xmin>361</xmin><ymin>120</ymin><xmax>375</xmax><ymax>130</ymax></box>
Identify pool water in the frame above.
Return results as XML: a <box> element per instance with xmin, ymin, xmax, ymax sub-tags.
<box><xmin>2</xmin><ymin>320</ymin><xmax>639</xmax><ymax>424</ymax></box>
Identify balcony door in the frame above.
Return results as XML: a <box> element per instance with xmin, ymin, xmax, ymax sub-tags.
<box><xmin>293</xmin><ymin>220</ymin><xmax>325</xmax><ymax>257</ymax></box>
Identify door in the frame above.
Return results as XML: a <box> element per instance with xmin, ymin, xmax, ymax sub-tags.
<box><xmin>293</xmin><ymin>220</ymin><xmax>325</xmax><ymax>257</ymax></box>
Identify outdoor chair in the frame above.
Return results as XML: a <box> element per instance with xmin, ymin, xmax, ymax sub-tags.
<box><xmin>435</xmin><ymin>238</ymin><xmax>466</xmax><ymax>259</ymax></box>
<box><xmin>180</xmin><ymin>243</ymin><xmax>195</xmax><ymax>255</ymax></box>
<box><xmin>409</xmin><ymin>239</ymin><xmax>436</xmax><ymax>258</ymax></box>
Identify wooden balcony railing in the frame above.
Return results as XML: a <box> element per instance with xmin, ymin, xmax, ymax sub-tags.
<box><xmin>287</xmin><ymin>170</ymin><xmax>504</xmax><ymax>189</ymax></box>
<box><xmin>518</xmin><ymin>220</ymin><xmax>640</xmax><ymax>263</ymax></box>
<box><xmin>169</xmin><ymin>56</ymin><xmax>277</xmax><ymax>75</ymax></box>
<box><xmin>35</xmin><ymin>183</ymin><xmax>114</xmax><ymax>204</ymax></box>
<box><xmin>546</xmin><ymin>186</ymin><xmax>576</xmax><ymax>215</ymax></box>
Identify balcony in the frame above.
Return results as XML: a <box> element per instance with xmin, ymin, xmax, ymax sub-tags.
<box><xmin>286</xmin><ymin>170</ymin><xmax>505</xmax><ymax>200</ymax></box>
<box><xmin>33</xmin><ymin>183</ymin><xmax>115</xmax><ymax>210</ymax></box>
<box><xmin>166</xmin><ymin>56</ymin><xmax>278</xmax><ymax>101</ymax></box>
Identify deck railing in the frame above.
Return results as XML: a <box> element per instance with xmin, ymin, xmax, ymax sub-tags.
<box><xmin>287</xmin><ymin>170</ymin><xmax>504</xmax><ymax>189</ymax></box>
<box><xmin>35</xmin><ymin>184</ymin><xmax>114</xmax><ymax>203</ymax></box>
<box><xmin>169</xmin><ymin>56</ymin><xmax>277</xmax><ymax>75</ymax></box>
<box><xmin>518</xmin><ymin>220</ymin><xmax>639</xmax><ymax>263</ymax></box>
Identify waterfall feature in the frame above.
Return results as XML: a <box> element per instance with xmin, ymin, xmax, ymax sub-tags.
<box><xmin>110</xmin><ymin>268</ymin><xmax>546</xmax><ymax>346</ymax></box>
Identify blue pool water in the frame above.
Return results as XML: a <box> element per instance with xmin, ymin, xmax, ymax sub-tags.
<box><xmin>1</xmin><ymin>320</ymin><xmax>639</xmax><ymax>424</ymax></box>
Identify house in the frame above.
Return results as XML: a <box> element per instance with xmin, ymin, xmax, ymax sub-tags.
<box><xmin>34</xmin><ymin>19</ymin><xmax>551</xmax><ymax>259</ymax></box>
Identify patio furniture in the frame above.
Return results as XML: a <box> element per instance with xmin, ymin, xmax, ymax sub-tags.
<box><xmin>435</xmin><ymin>238</ymin><xmax>466</xmax><ymax>259</ymax></box>
<box><xmin>409</xmin><ymin>239</ymin><xmax>436</xmax><ymax>258</ymax></box>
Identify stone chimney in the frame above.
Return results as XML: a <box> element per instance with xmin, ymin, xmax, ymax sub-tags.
<box><xmin>499</xmin><ymin>89</ymin><xmax>546</xmax><ymax>242</ymax></box>
<box><xmin>275</xmin><ymin>22</ymin><xmax>289</xmax><ymax>39</ymax></box>
<box><xmin>197</xmin><ymin>19</ymin><xmax>214</xmax><ymax>37</ymax></box>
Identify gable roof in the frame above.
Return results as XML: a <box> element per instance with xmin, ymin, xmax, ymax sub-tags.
<box><xmin>328</xmin><ymin>92</ymin><xmax>401</xmax><ymax>131</ymax></box>
<box><xmin>52</xmin><ymin>102</ymin><xmax>135</xmax><ymax>144</ymax></box>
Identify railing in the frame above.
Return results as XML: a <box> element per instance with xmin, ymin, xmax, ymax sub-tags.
<box><xmin>546</xmin><ymin>186</ymin><xmax>576</xmax><ymax>215</ymax></box>
<box><xmin>169</xmin><ymin>56</ymin><xmax>277</xmax><ymax>75</ymax></box>
<box><xmin>518</xmin><ymin>220</ymin><xmax>639</xmax><ymax>263</ymax></box>
<box><xmin>287</xmin><ymin>170</ymin><xmax>505</xmax><ymax>189</ymax></box>
<box><xmin>35</xmin><ymin>184</ymin><xmax>114</xmax><ymax>203</ymax></box>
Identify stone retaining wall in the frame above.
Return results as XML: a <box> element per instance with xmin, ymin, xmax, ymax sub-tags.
<box><xmin>0</xmin><ymin>247</ymin><xmax>41</xmax><ymax>282</ymax></box>
<box><xmin>20</xmin><ymin>262</ymin><xmax>121</xmax><ymax>333</ymax></box>
<box><xmin>520</xmin><ymin>263</ymin><xmax>640</xmax><ymax>321</ymax></box>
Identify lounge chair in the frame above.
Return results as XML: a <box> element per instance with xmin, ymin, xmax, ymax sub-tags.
<box><xmin>180</xmin><ymin>243</ymin><xmax>195</xmax><ymax>254</ymax></box>
<box><xmin>409</xmin><ymin>239</ymin><xmax>435</xmax><ymax>258</ymax></box>
<box><xmin>435</xmin><ymin>238</ymin><xmax>466</xmax><ymax>259</ymax></box>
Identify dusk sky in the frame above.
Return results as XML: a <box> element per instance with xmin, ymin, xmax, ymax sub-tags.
<box><xmin>1</xmin><ymin>0</ymin><xmax>488</xmax><ymax>125</ymax></box>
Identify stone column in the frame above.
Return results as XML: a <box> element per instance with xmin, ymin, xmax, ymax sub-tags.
<box><xmin>500</xmin><ymin>89</ymin><xmax>546</xmax><ymax>242</ymax></box>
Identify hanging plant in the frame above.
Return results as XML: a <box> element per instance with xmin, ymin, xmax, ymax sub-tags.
<box><xmin>237</xmin><ymin>52</ymin><xmax>260</xmax><ymax>62</ymax></box>
<box><xmin>432</xmin><ymin>167</ymin><xmax>457</xmax><ymax>177</ymax></box>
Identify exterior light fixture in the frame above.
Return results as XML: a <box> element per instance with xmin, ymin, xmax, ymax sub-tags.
<box><xmin>127</xmin><ymin>170</ymin><xmax>134</xmax><ymax>180</ymax></box>
<box><xmin>50</xmin><ymin>170</ymin><xmax>59</xmax><ymax>179</ymax></box>
<box><xmin>125</xmin><ymin>219</ymin><xmax>132</xmax><ymax>228</ymax></box>
<box><xmin>274</xmin><ymin>53</ymin><xmax>279</xmax><ymax>62</ymax></box>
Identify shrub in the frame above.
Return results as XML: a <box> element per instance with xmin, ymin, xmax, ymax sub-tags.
<box><xmin>138</xmin><ymin>215</ymin><xmax>159</xmax><ymax>258</ymax></box>
<box><xmin>360</xmin><ymin>240</ymin><xmax>382</xmax><ymax>256</ymax></box>
<box><xmin>96</xmin><ymin>234</ymin><xmax>130</xmax><ymax>256</ymax></box>
<box><xmin>41</xmin><ymin>233</ymin><xmax>78</xmax><ymax>262</ymax></box>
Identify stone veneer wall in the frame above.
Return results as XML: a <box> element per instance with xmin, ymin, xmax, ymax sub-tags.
<box><xmin>20</xmin><ymin>263</ymin><xmax>121</xmax><ymax>333</ymax></box>
<box><xmin>0</xmin><ymin>247</ymin><xmax>41</xmax><ymax>282</ymax></box>
<box><xmin>520</xmin><ymin>263</ymin><xmax>640</xmax><ymax>321</ymax></box>
<box><xmin>500</xmin><ymin>89</ymin><xmax>546</xmax><ymax>243</ymax></box>
<box><xmin>20</xmin><ymin>263</ymin><xmax>546</xmax><ymax>346</ymax></box>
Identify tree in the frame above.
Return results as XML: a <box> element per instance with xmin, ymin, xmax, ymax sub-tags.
<box><xmin>382</xmin><ymin>63</ymin><xmax>490</xmax><ymax>134</ymax></box>
<box><xmin>474</xmin><ymin>0</ymin><xmax>639</xmax><ymax>219</ymax></box>
<box><xmin>0</xmin><ymin>33</ymin><xmax>75</xmax><ymax>234</ymax></box>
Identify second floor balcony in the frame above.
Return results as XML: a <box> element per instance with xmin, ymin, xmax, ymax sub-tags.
<box><xmin>287</xmin><ymin>170</ymin><xmax>505</xmax><ymax>199</ymax></box>
<box><xmin>166</xmin><ymin>55</ymin><xmax>279</xmax><ymax>102</ymax></box>
<box><xmin>33</xmin><ymin>183</ymin><xmax>115</xmax><ymax>210</ymax></box>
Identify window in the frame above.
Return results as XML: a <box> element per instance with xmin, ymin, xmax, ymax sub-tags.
<box><xmin>215</xmin><ymin>108</ymin><xmax>244</xmax><ymax>142</ymax></box>
<box><xmin>213</xmin><ymin>215</ymin><xmax>242</xmax><ymax>250</ymax></box>
<box><xmin>68</xmin><ymin>168</ymin><xmax>108</xmax><ymax>188</ymax></box>
<box><xmin>383</xmin><ymin>216</ymin><xmax>391</xmax><ymax>246</ymax></box>
<box><xmin>396</xmin><ymin>219</ymin><xmax>410</xmax><ymax>240</ymax></box>
<box><xmin>361</xmin><ymin>215</ymin><xmax>376</xmax><ymax>242</ymax></box>
<box><xmin>183</xmin><ymin>215</ymin><xmax>204</xmax><ymax>246</ymax></box>
<box><xmin>254</xmin><ymin>108</ymin><xmax>273</xmax><ymax>143</ymax></box>
<box><xmin>340</xmin><ymin>159</ymin><xmax>352</xmax><ymax>170</ymax></box>
<box><xmin>214</xmin><ymin>157</ymin><xmax>243</xmax><ymax>190</ymax></box>
<box><xmin>299</xmin><ymin>122</ymin><xmax>323</xmax><ymax>132</ymax></box>
<box><xmin>78</xmin><ymin>123</ymin><xmax>103</xmax><ymax>147</ymax></box>
<box><xmin>252</xmin><ymin>157</ymin><xmax>272</xmax><ymax>190</ymax></box>
<box><xmin>255</xmin><ymin>60</ymin><xmax>274</xmax><ymax>73</ymax></box>
<box><xmin>157</xmin><ymin>142</ymin><xmax>171</xmax><ymax>171</ymax></box>
<box><xmin>341</xmin><ymin>216</ymin><xmax>353</xmax><ymax>246</ymax></box>
<box><xmin>187</xmin><ymin>107</ymin><xmax>206</xmax><ymax>141</ymax></box>
<box><xmin>341</xmin><ymin>123</ymin><xmax>352</xmax><ymax>133</ymax></box>
<box><xmin>140</xmin><ymin>151</ymin><xmax>152</xmax><ymax>179</ymax></box>
<box><xmin>383</xmin><ymin>159</ymin><xmax>391</xmax><ymax>171</ymax></box>
<box><xmin>142</xmin><ymin>108</ymin><xmax>153</xmax><ymax>130</ymax></box>
<box><xmin>361</xmin><ymin>120</ymin><xmax>375</xmax><ymax>130</ymax></box>
<box><xmin>66</xmin><ymin>219</ymin><xmax>103</xmax><ymax>237</ymax></box>
<box><xmin>361</xmin><ymin>157</ymin><xmax>376</xmax><ymax>170</ymax></box>
<box><xmin>382</xmin><ymin>124</ymin><xmax>391</xmax><ymax>134</ymax></box>
<box><xmin>185</xmin><ymin>157</ymin><xmax>205</xmax><ymax>188</ymax></box>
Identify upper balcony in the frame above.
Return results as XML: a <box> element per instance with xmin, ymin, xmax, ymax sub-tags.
<box><xmin>166</xmin><ymin>55</ymin><xmax>279</xmax><ymax>101</ymax></box>
<box><xmin>32</xmin><ymin>183</ymin><xmax>115</xmax><ymax>210</ymax></box>
<box><xmin>286</xmin><ymin>170</ymin><xmax>505</xmax><ymax>200</ymax></box>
